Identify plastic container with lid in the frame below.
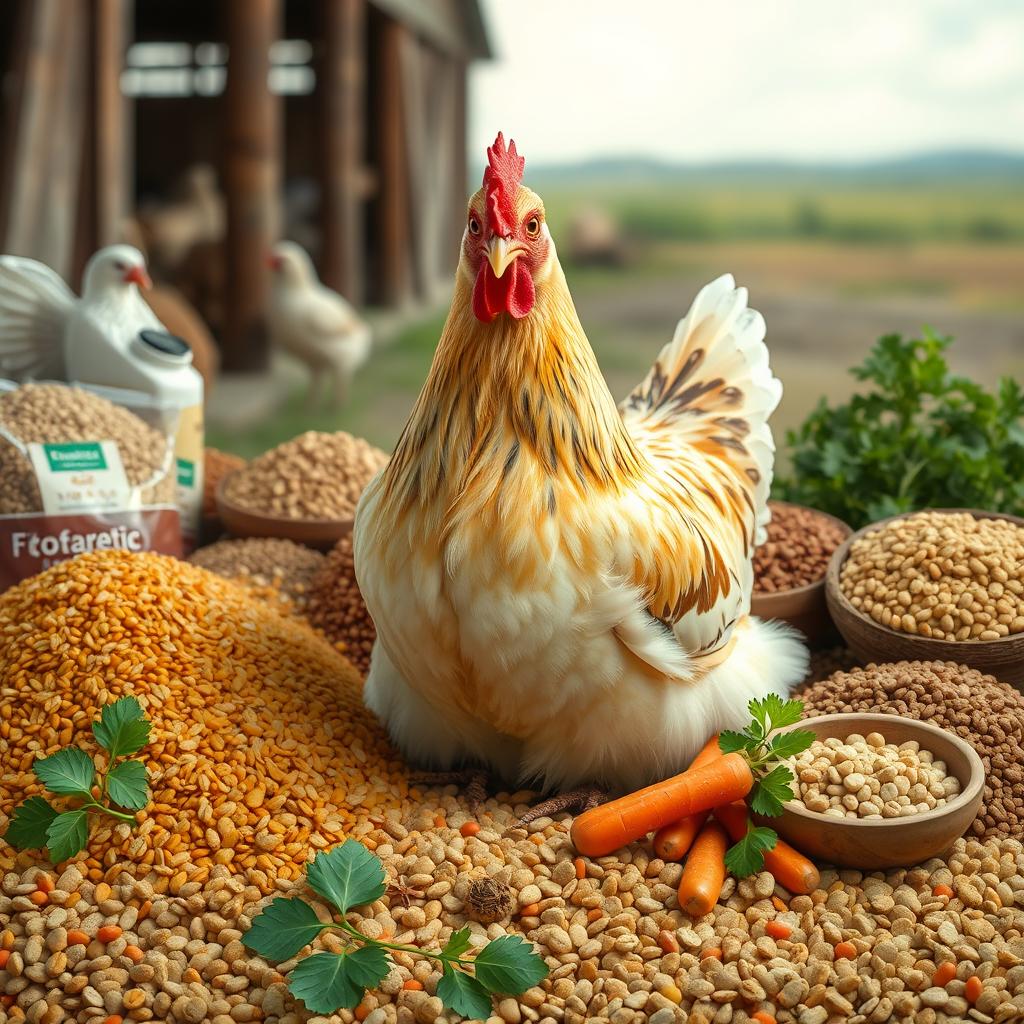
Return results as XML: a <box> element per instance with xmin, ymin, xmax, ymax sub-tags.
<box><xmin>65</xmin><ymin>326</ymin><xmax>204</xmax><ymax>548</ymax></box>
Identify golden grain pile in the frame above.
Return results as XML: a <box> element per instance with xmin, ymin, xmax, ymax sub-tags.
<box><xmin>0</xmin><ymin>551</ymin><xmax>411</xmax><ymax>894</ymax></box>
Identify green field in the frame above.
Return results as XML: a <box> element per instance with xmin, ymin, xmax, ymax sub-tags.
<box><xmin>208</xmin><ymin>171</ymin><xmax>1024</xmax><ymax>461</ymax></box>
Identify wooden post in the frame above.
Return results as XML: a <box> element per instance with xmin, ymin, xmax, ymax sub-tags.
<box><xmin>73</xmin><ymin>0</ymin><xmax>130</xmax><ymax>283</ymax></box>
<box><xmin>451</xmin><ymin>60</ymin><xmax>468</xmax><ymax>260</ymax></box>
<box><xmin>318</xmin><ymin>0</ymin><xmax>365</xmax><ymax>303</ymax></box>
<box><xmin>374</xmin><ymin>16</ymin><xmax>409</xmax><ymax>307</ymax></box>
<box><xmin>222</xmin><ymin>0</ymin><xmax>281</xmax><ymax>373</ymax></box>
<box><xmin>93</xmin><ymin>0</ymin><xmax>129</xmax><ymax>246</ymax></box>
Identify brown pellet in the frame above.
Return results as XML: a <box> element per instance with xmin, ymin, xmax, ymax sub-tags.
<box><xmin>754</xmin><ymin>501</ymin><xmax>848</xmax><ymax>593</ymax></box>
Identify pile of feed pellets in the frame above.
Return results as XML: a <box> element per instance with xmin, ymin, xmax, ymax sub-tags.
<box><xmin>188</xmin><ymin>538</ymin><xmax>325</xmax><ymax>608</ymax></box>
<box><xmin>753</xmin><ymin>503</ymin><xmax>849</xmax><ymax>594</ymax></box>
<box><xmin>221</xmin><ymin>432</ymin><xmax>387</xmax><ymax>522</ymax></box>
<box><xmin>4</xmin><ymin>552</ymin><xmax>1024</xmax><ymax>1024</ymax></box>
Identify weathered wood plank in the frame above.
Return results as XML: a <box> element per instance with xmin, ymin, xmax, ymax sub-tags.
<box><xmin>222</xmin><ymin>0</ymin><xmax>282</xmax><ymax>372</ymax></box>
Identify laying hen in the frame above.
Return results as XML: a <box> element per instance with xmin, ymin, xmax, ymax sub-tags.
<box><xmin>354</xmin><ymin>134</ymin><xmax>807</xmax><ymax>809</ymax></box>
<box><xmin>267</xmin><ymin>241</ymin><xmax>371</xmax><ymax>408</ymax></box>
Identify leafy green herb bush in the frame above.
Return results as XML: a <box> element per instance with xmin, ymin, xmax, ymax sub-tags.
<box><xmin>245</xmin><ymin>841</ymin><xmax>548</xmax><ymax>1018</ymax></box>
<box><xmin>777</xmin><ymin>330</ymin><xmax>1024</xmax><ymax>528</ymax></box>
<box><xmin>4</xmin><ymin>696</ymin><xmax>151</xmax><ymax>861</ymax></box>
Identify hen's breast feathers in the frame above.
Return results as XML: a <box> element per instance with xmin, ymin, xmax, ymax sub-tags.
<box><xmin>359</xmin><ymin>270</ymin><xmax>779</xmax><ymax>685</ymax></box>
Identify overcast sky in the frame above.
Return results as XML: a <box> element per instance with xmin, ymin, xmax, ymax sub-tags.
<box><xmin>470</xmin><ymin>0</ymin><xmax>1024</xmax><ymax>165</ymax></box>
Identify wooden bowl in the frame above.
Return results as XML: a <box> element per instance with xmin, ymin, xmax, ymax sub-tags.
<box><xmin>215</xmin><ymin>472</ymin><xmax>353</xmax><ymax>551</ymax></box>
<box><xmin>766</xmin><ymin>713</ymin><xmax>985</xmax><ymax>869</ymax></box>
<box><xmin>825</xmin><ymin>508</ymin><xmax>1024</xmax><ymax>686</ymax></box>
<box><xmin>750</xmin><ymin>503</ymin><xmax>852</xmax><ymax>648</ymax></box>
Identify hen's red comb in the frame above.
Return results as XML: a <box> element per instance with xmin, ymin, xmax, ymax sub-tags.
<box><xmin>482</xmin><ymin>132</ymin><xmax>524</xmax><ymax>236</ymax></box>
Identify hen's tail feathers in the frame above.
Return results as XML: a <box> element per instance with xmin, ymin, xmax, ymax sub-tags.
<box><xmin>620</xmin><ymin>274</ymin><xmax>781</xmax><ymax>544</ymax></box>
<box><xmin>0</xmin><ymin>256</ymin><xmax>75</xmax><ymax>380</ymax></box>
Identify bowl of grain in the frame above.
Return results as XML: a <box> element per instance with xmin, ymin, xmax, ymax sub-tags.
<box><xmin>216</xmin><ymin>430</ymin><xmax>388</xmax><ymax>549</ymax></box>
<box><xmin>750</xmin><ymin>500</ymin><xmax>852</xmax><ymax>647</ymax></box>
<box><xmin>825</xmin><ymin>509</ymin><xmax>1024</xmax><ymax>686</ymax></box>
<box><xmin>766</xmin><ymin>713</ymin><xmax>985</xmax><ymax>869</ymax></box>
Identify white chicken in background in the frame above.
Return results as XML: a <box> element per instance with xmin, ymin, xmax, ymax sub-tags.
<box><xmin>0</xmin><ymin>244</ymin><xmax>159</xmax><ymax>380</ymax></box>
<box><xmin>267</xmin><ymin>241</ymin><xmax>372</xmax><ymax>408</ymax></box>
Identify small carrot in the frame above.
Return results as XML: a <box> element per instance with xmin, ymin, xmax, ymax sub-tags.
<box><xmin>965</xmin><ymin>976</ymin><xmax>983</xmax><ymax>1003</ymax></box>
<box><xmin>714</xmin><ymin>802</ymin><xmax>820</xmax><ymax>895</ymax></box>
<box><xmin>677</xmin><ymin>820</ymin><xmax>728</xmax><ymax>917</ymax></box>
<box><xmin>573</xmin><ymin>857</ymin><xmax>587</xmax><ymax>880</ymax></box>
<box><xmin>933</xmin><ymin>962</ymin><xmax>956</xmax><ymax>987</ymax></box>
<box><xmin>572</xmin><ymin>753</ymin><xmax>752</xmax><ymax>857</ymax></box>
<box><xmin>834</xmin><ymin>941</ymin><xmax>857</xmax><ymax>960</ymax></box>
<box><xmin>653</xmin><ymin>736</ymin><xmax>724</xmax><ymax>862</ymax></box>
<box><xmin>765</xmin><ymin>920</ymin><xmax>791</xmax><ymax>940</ymax></box>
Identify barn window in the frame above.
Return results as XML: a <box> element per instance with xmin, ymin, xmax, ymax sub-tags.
<box><xmin>121</xmin><ymin>39</ymin><xmax>314</xmax><ymax>98</ymax></box>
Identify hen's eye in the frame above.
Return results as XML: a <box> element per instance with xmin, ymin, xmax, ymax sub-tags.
<box><xmin>114</xmin><ymin>262</ymin><xmax>126</xmax><ymax>271</ymax></box>
<box><xmin>468</xmin><ymin>217</ymin><xmax>481</xmax><ymax>236</ymax></box>
<box><xmin>525</xmin><ymin>217</ymin><xmax>540</xmax><ymax>237</ymax></box>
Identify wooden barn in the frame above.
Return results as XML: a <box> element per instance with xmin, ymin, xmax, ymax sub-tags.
<box><xmin>0</xmin><ymin>0</ymin><xmax>490</xmax><ymax>371</ymax></box>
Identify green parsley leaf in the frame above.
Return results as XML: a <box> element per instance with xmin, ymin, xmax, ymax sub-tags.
<box><xmin>4</xmin><ymin>796</ymin><xmax>59</xmax><ymax>850</ymax></box>
<box><xmin>92</xmin><ymin>696</ymin><xmax>151</xmax><ymax>758</ymax></box>
<box><xmin>287</xmin><ymin>951</ymin><xmax>365</xmax><ymax>1013</ymax></box>
<box><xmin>750</xmin><ymin>764</ymin><xmax>797</xmax><ymax>818</ymax></box>
<box><xmin>106</xmin><ymin>760</ymin><xmax>149</xmax><ymax>811</ymax></box>
<box><xmin>46</xmin><ymin>808</ymin><xmax>89</xmax><ymax>863</ymax></box>
<box><xmin>343</xmin><ymin>945</ymin><xmax>390</xmax><ymax>989</ymax></box>
<box><xmin>34</xmin><ymin>747</ymin><xmax>95</xmax><ymax>797</ymax></box>
<box><xmin>750</xmin><ymin>695</ymin><xmax>804</xmax><ymax>733</ymax></box>
<box><xmin>438</xmin><ymin>964</ymin><xmax>493</xmax><ymax>1020</ymax></box>
<box><xmin>724</xmin><ymin>827</ymin><xmax>778</xmax><ymax>878</ymax></box>
<box><xmin>718</xmin><ymin>731</ymin><xmax>752</xmax><ymax>754</ymax></box>
<box><xmin>244</xmin><ymin>897</ymin><xmax>325</xmax><ymax>961</ymax></box>
<box><xmin>442</xmin><ymin>925</ymin><xmax>473</xmax><ymax>960</ymax></box>
<box><xmin>306</xmin><ymin>841</ymin><xmax>387</xmax><ymax>916</ymax></box>
<box><xmin>472</xmin><ymin>935</ymin><xmax>549</xmax><ymax>994</ymax></box>
<box><xmin>767</xmin><ymin>730</ymin><xmax>816</xmax><ymax>760</ymax></box>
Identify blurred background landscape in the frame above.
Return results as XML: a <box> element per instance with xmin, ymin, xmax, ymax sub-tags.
<box><xmin>1</xmin><ymin>0</ymin><xmax>1021</xmax><ymax>463</ymax></box>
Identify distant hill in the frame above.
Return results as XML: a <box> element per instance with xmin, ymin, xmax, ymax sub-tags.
<box><xmin>518</xmin><ymin>150</ymin><xmax>1024</xmax><ymax>188</ymax></box>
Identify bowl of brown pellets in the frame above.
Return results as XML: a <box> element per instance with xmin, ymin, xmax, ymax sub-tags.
<box><xmin>768</xmin><ymin>713</ymin><xmax>985</xmax><ymax>869</ymax></box>
<box><xmin>216</xmin><ymin>430</ymin><xmax>389</xmax><ymax>549</ymax></box>
<box><xmin>825</xmin><ymin>508</ymin><xmax>1024</xmax><ymax>686</ymax></box>
<box><xmin>750</xmin><ymin>500</ymin><xmax>852</xmax><ymax>647</ymax></box>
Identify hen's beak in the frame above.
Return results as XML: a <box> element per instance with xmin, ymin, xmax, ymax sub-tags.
<box><xmin>487</xmin><ymin>236</ymin><xmax>520</xmax><ymax>279</ymax></box>
<box><xmin>123</xmin><ymin>265</ymin><xmax>152</xmax><ymax>290</ymax></box>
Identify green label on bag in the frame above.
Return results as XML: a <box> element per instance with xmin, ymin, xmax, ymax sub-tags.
<box><xmin>176</xmin><ymin>458</ymin><xmax>195</xmax><ymax>487</ymax></box>
<box><xmin>43</xmin><ymin>443</ymin><xmax>107</xmax><ymax>472</ymax></box>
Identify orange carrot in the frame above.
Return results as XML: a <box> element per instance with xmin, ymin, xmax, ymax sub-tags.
<box><xmin>677</xmin><ymin>820</ymin><xmax>728</xmax><ymax>917</ymax></box>
<box><xmin>834</xmin><ymin>941</ymin><xmax>857</xmax><ymax>960</ymax></box>
<box><xmin>765</xmin><ymin>920</ymin><xmax>791</xmax><ymax>940</ymax></box>
<box><xmin>965</xmin><ymin>976</ymin><xmax>983</xmax><ymax>1003</ymax></box>
<box><xmin>574</xmin><ymin>857</ymin><xmax>587</xmax><ymax>880</ymax></box>
<box><xmin>933</xmin><ymin>962</ymin><xmax>956</xmax><ymax>987</ymax></box>
<box><xmin>571</xmin><ymin>753</ymin><xmax>752</xmax><ymax>857</ymax></box>
<box><xmin>714</xmin><ymin>802</ymin><xmax>820</xmax><ymax>895</ymax></box>
<box><xmin>653</xmin><ymin>736</ymin><xmax>725</xmax><ymax>862</ymax></box>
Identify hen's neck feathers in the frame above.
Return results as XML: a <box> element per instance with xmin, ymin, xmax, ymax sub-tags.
<box><xmin>381</xmin><ymin>260</ymin><xmax>644</xmax><ymax>522</ymax></box>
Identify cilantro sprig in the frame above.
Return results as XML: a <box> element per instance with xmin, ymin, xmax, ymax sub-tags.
<box><xmin>245</xmin><ymin>841</ymin><xmax>548</xmax><ymax>1018</ymax></box>
<box><xmin>720</xmin><ymin>695</ymin><xmax>813</xmax><ymax>877</ymax></box>
<box><xmin>3</xmin><ymin>696</ymin><xmax>151</xmax><ymax>863</ymax></box>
